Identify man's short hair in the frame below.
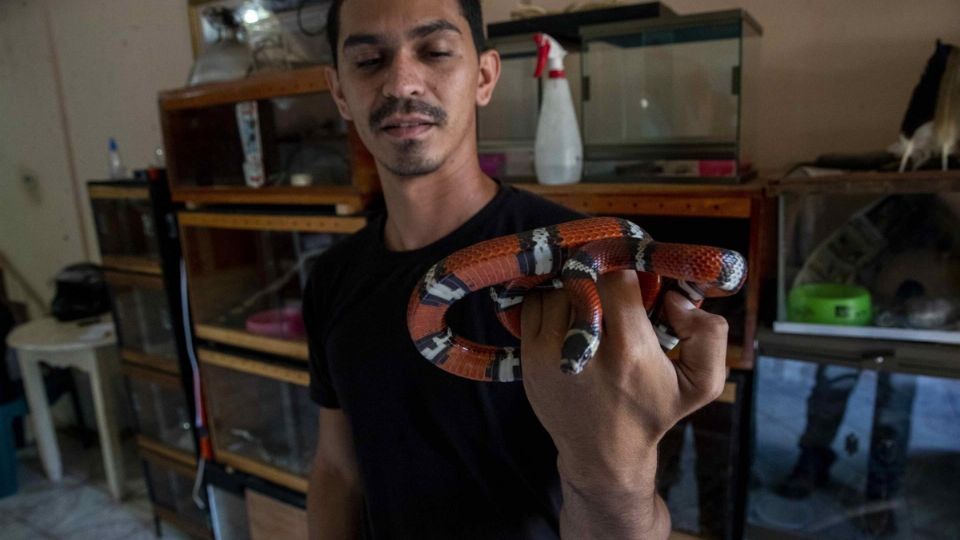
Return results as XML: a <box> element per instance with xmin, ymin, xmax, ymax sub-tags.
<box><xmin>326</xmin><ymin>0</ymin><xmax>486</xmax><ymax>68</ymax></box>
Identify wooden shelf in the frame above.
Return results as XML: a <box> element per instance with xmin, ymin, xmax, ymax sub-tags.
<box><xmin>179</xmin><ymin>211</ymin><xmax>366</xmax><ymax>234</ymax></box>
<box><xmin>198</xmin><ymin>348</ymin><xmax>309</xmax><ymax>386</ymax></box>
<box><xmin>138</xmin><ymin>436</ymin><xmax>197</xmax><ymax>469</ymax></box>
<box><xmin>100</xmin><ymin>255</ymin><xmax>163</xmax><ymax>275</ymax></box>
<box><xmin>103</xmin><ymin>270</ymin><xmax>164</xmax><ymax>289</ymax></box>
<box><xmin>121</xmin><ymin>348</ymin><xmax>180</xmax><ymax>375</ymax></box>
<box><xmin>516</xmin><ymin>179</ymin><xmax>765</xmax><ymax>218</ymax></box>
<box><xmin>194</xmin><ymin>324</ymin><xmax>309</xmax><ymax>362</ymax></box>
<box><xmin>172</xmin><ymin>185</ymin><xmax>369</xmax><ymax>213</ymax></box>
<box><xmin>122</xmin><ymin>360</ymin><xmax>182</xmax><ymax>384</ymax></box>
<box><xmin>158</xmin><ymin>66</ymin><xmax>330</xmax><ymax>111</ymax></box>
<box><xmin>217</xmin><ymin>449</ymin><xmax>308</xmax><ymax>494</ymax></box>
<box><xmin>767</xmin><ymin>169</ymin><xmax>960</xmax><ymax>195</ymax></box>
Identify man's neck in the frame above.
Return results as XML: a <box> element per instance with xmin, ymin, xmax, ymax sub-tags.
<box><xmin>379</xmin><ymin>161</ymin><xmax>498</xmax><ymax>252</ymax></box>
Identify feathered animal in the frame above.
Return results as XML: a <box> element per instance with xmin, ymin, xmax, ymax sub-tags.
<box><xmin>895</xmin><ymin>40</ymin><xmax>952</xmax><ymax>172</ymax></box>
<box><xmin>934</xmin><ymin>45</ymin><xmax>960</xmax><ymax>170</ymax></box>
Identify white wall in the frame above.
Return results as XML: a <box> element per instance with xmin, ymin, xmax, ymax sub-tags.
<box><xmin>0</xmin><ymin>0</ymin><xmax>193</xmax><ymax>317</ymax></box>
<box><xmin>2</xmin><ymin>0</ymin><xmax>960</xmax><ymax>316</ymax></box>
<box><xmin>484</xmin><ymin>0</ymin><xmax>960</xmax><ymax>173</ymax></box>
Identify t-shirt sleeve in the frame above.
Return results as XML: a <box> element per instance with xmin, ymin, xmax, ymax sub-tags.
<box><xmin>303</xmin><ymin>270</ymin><xmax>341</xmax><ymax>408</ymax></box>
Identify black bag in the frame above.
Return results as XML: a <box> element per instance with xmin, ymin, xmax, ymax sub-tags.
<box><xmin>50</xmin><ymin>263</ymin><xmax>111</xmax><ymax>322</ymax></box>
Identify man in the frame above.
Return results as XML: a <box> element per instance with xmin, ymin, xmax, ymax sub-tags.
<box><xmin>303</xmin><ymin>0</ymin><xmax>729</xmax><ymax>538</ymax></box>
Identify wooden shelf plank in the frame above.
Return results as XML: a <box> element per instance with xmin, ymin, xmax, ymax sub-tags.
<box><xmin>171</xmin><ymin>185</ymin><xmax>367</xmax><ymax>212</ymax></box>
<box><xmin>515</xmin><ymin>181</ymin><xmax>763</xmax><ymax>218</ymax></box>
<box><xmin>100</xmin><ymin>255</ymin><xmax>163</xmax><ymax>275</ymax></box>
<box><xmin>159</xmin><ymin>66</ymin><xmax>330</xmax><ymax>111</ymax></box>
<box><xmin>217</xmin><ymin>449</ymin><xmax>308</xmax><ymax>493</ymax></box>
<box><xmin>194</xmin><ymin>324</ymin><xmax>308</xmax><ymax>361</ymax></box>
<box><xmin>122</xmin><ymin>361</ymin><xmax>182</xmax><ymax>385</ymax></box>
<box><xmin>198</xmin><ymin>348</ymin><xmax>309</xmax><ymax>386</ymax></box>
<box><xmin>103</xmin><ymin>270</ymin><xmax>164</xmax><ymax>289</ymax></box>
<box><xmin>767</xmin><ymin>169</ymin><xmax>960</xmax><ymax>195</ymax></box>
<box><xmin>121</xmin><ymin>348</ymin><xmax>180</xmax><ymax>375</ymax></box>
<box><xmin>138</xmin><ymin>436</ymin><xmax>197</xmax><ymax>470</ymax></box>
<box><xmin>88</xmin><ymin>185</ymin><xmax>150</xmax><ymax>200</ymax></box>
<box><xmin>178</xmin><ymin>212</ymin><xmax>366</xmax><ymax>234</ymax></box>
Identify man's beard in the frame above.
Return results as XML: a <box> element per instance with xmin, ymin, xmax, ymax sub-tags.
<box><xmin>370</xmin><ymin>97</ymin><xmax>448</xmax><ymax>177</ymax></box>
<box><xmin>384</xmin><ymin>139</ymin><xmax>442</xmax><ymax>177</ymax></box>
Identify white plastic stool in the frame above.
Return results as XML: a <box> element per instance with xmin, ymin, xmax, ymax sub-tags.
<box><xmin>6</xmin><ymin>315</ymin><xmax>125</xmax><ymax>500</ymax></box>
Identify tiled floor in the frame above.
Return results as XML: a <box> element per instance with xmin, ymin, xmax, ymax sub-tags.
<box><xmin>0</xmin><ymin>433</ymin><xmax>193</xmax><ymax>540</ymax></box>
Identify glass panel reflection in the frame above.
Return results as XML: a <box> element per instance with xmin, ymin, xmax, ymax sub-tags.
<box><xmin>749</xmin><ymin>356</ymin><xmax>960</xmax><ymax>539</ymax></box>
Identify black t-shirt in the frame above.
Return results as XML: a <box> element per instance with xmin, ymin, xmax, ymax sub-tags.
<box><xmin>303</xmin><ymin>181</ymin><xmax>583</xmax><ymax>539</ymax></box>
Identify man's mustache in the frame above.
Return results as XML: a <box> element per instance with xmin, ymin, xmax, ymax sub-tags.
<box><xmin>369</xmin><ymin>98</ymin><xmax>448</xmax><ymax>130</ymax></box>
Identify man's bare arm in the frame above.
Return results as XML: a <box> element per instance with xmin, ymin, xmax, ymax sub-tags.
<box><xmin>307</xmin><ymin>407</ymin><xmax>363</xmax><ymax>540</ymax></box>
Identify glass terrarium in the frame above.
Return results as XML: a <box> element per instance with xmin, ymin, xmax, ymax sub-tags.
<box><xmin>200</xmin><ymin>348</ymin><xmax>316</xmax><ymax>492</ymax></box>
<box><xmin>142</xmin><ymin>451</ymin><xmax>210</xmax><ymax>536</ymax></box>
<box><xmin>578</xmin><ymin>10</ymin><xmax>761</xmax><ymax>182</ymax></box>
<box><xmin>165</xmin><ymin>90</ymin><xmax>351</xmax><ymax>190</ymax></box>
<box><xmin>124</xmin><ymin>364</ymin><xmax>193</xmax><ymax>454</ymax></box>
<box><xmin>105</xmin><ymin>271</ymin><xmax>179</xmax><ymax>373</ymax></box>
<box><xmin>89</xmin><ymin>182</ymin><xmax>161</xmax><ymax>272</ymax></box>
<box><xmin>179</xmin><ymin>212</ymin><xmax>362</xmax><ymax>361</ymax></box>
<box><xmin>774</xmin><ymin>174</ymin><xmax>960</xmax><ymax>344</ymax></box>
<box><xmin>748</xmin><ymin>339</ymin><xmax>960</xmax><ymax>540</ymax></box>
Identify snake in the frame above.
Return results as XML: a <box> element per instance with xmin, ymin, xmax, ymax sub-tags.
<box><xmin>406</xmin><ymin>217</ymin><xmax>747</xmax><ymax>382</ymax></box>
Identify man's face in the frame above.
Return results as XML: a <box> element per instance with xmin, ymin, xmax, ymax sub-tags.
<box><xmin>327</xmin><ymin>0</ymin><xmax>497</xmax><ymax>177</ymax></box>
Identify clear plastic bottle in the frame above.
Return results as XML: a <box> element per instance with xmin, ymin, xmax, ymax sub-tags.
<box><xmin>108</xmin><ymin>137</ymin><xmax>127</xmax><ymax>179</ymax></box>
<box><xmin>532</xmin><ymin>33</ymin><xmax>582</xmax><ymax>185</ymax></box>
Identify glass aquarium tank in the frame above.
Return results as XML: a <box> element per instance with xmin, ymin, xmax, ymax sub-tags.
<box><xmin>124</xmin><ymin>364</ymin><xmax>193</xmax><ymax>454</ymax></box>
<box><xmin>774</xmin><ymin>173</ymin><xmax>960</xmax><ymax>344</ymax></box>
<box><xmin>165</xmin><ymin>91</ymin><xmax>351</xmax><ymax>190</ymax></box>
<box><xmin>748</xmin><ymin>335</ymin><xmax>960</xmax><ymax>540</ymax></box>
<box><xmin>90</xmin><ymin>182</ymin><xmax>161</xmax><ymax>272</ymax></box>
<box><xmin>179</xmin><ymin>211</ymin><xmax>362</xmax><ymax>361</ymax></box>
<box><xmin>105</xmin><ymin>271</ymin><xmax>179</xmax><ymax>372</ymax></box>
<box><xmin>200</xmin><ymin>348</ymin><xmax>316</xmax><ymax>492</ymax></box>
<box><xmin>142</xmin><ymin>450</ymin><xmax>210</xmax><ymax>536</ymax></box>
<box><xmin>578</xmin><ymin>10</ymin><xmax>761</xmax><ymax>183</ymax></box>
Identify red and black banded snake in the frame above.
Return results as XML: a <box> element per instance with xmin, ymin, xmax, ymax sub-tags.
<box><xmin>406</xmin><ymin>217</ymin><xmax>747</xmax><ymax>382</ymax></box>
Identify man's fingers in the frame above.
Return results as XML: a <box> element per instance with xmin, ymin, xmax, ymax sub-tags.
<box><xmin>539</xmin><ymin>288</ymin><xmax>572</xmax><ymax>343</ymax></box>
<box><xmin>662</xmin><ymin>290</ymin><xmax>729</xmax><ymax>405</ymax></box>
<box><xmin>596</xmin><ymin>270</ymin><xmax>657</xmax><ymax>344</ymax></box>
<box><xmin>520</xmin><ymin>290</ymin><xmax>543</xmax><ymax>339</ymax></box>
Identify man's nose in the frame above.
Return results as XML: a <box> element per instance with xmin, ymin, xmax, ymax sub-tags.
<box><xmin>382</xmin><ymin>50</ymin><xmax>425</xmax><ymax>99</ymax></box>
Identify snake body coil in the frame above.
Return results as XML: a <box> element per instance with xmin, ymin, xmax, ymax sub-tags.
<box><xmin>406</xmin><ymin>217</ymin><xmax>747</xmax><ymax>382</ymax></box>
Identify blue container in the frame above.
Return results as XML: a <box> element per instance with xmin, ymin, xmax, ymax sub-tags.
<box><xmin>0</xmin><ymin>397</ymin><xmax>28</xmax><ymax>498</ymax></box>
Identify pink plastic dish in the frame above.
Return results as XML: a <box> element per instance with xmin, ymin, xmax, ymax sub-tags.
<box><xmin>245</xmin><ymin>307</ymin><xmax>305</xmax><ymax>340</ymax></box>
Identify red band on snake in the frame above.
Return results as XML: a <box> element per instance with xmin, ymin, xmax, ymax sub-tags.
<box><xmin>406</xmin><ymin>217</ymin><xmax>747</xmax><ymax>382</ymax></box>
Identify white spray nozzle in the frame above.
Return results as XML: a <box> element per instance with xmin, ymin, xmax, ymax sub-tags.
<box><xmin>533</xmin><ymin>33</ymin><xmax>567</xmax><ymax>78</ymax></box>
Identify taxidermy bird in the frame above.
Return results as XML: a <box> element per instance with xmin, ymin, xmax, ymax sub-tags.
<box><xmin>934</xmin><ymin>44</ymin><xmax>960</xmax><ymax>170</ymax></box>
<box><xmin>895</xmin><ymin>40</ymin><xmax>952</xmax><ymax>172</ymax></box>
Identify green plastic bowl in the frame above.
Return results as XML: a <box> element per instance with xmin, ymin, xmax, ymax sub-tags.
<box><xmin>787</xmin><ymin>283</ymin><xmax>872</xmax><ymax>326</ymax></box>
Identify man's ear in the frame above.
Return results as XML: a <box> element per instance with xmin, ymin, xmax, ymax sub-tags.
<box><xmin>325</xmin><ymin>65</ymin><xmax>354</xmax><ymax>121</ymax></box>
<box><xmin>476</xmin><ymin>48</ymin><xmax>501</xmax><ymax>107</ymax></box>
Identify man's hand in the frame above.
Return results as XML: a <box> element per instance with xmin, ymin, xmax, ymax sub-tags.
<box><xmin>520</xmin><ymin>270</ymin><xmax>729</xmax><ymax>537</ymax></box>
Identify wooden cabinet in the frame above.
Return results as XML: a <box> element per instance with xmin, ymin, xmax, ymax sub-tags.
<box><xmin>158</xmin><ymin>66</ymin><xmax>379</xmax><ymax>213</ymax></box>
<box><xmin>89</xmin><ymin>177</ymin><xmax>207</xmax><ymax>536</ymax></box>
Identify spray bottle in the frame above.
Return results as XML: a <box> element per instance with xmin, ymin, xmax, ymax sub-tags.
<box><xmin>533</xmin><ymin>33</ymin><xmax>582</xmax><ymax>185</ymax></box>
